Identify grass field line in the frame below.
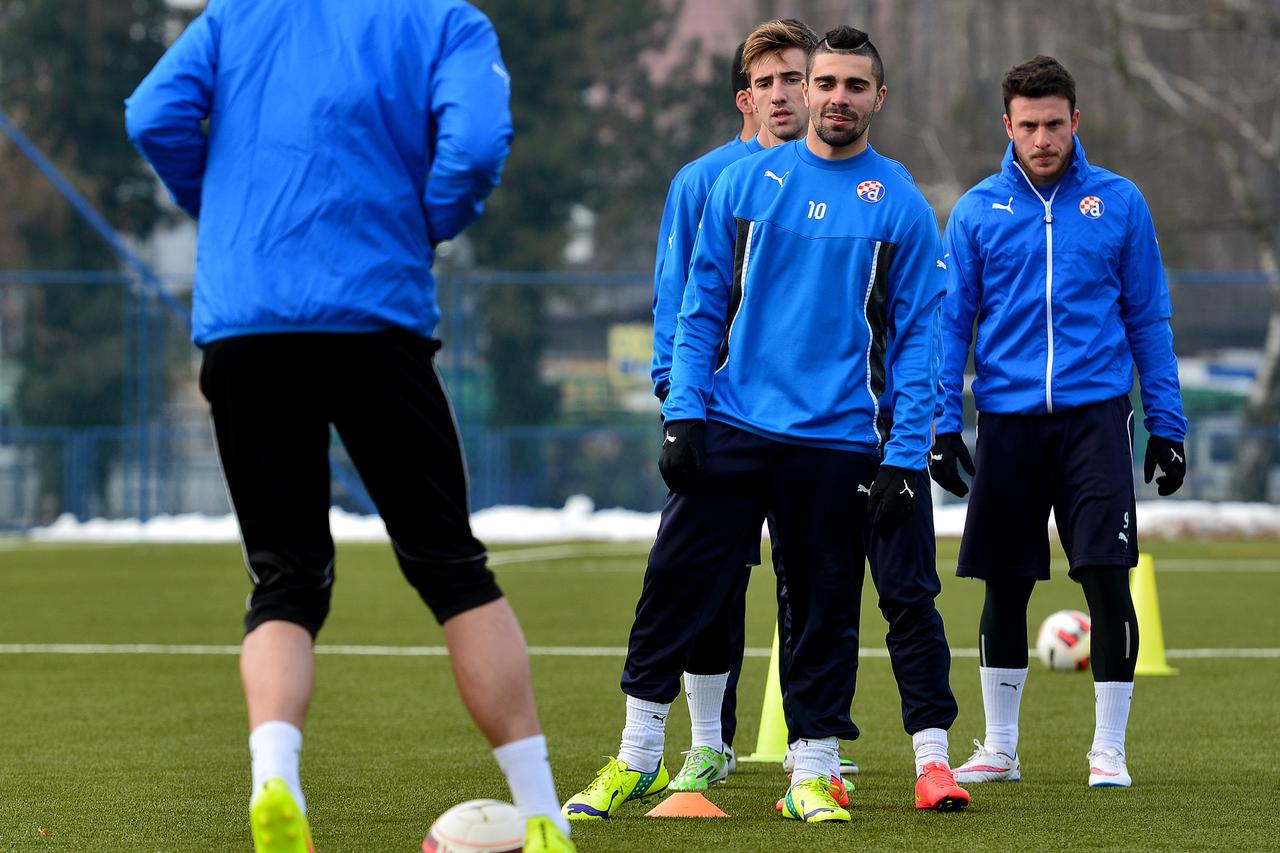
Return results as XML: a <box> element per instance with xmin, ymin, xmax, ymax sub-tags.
<box><xmin>1148</xmin><ymin>559</ymin><xmax>1280</xmax><ymax>572</ymax></box>
<box><xmin>1</xmin><ymin>643</ymin><xmax>1278</xmax><ymax>658</ymax></box>
<box><xmin>488</xmin><ymin>544</ymin><xmax>648</xmax><ymax>566</ymax></box>
<box><xmin>487</xmin><ymin>546</ymin><xmax>1280</xmax><ymax>573</ymax></box>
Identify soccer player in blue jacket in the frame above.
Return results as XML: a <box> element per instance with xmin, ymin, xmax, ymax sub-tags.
<box><xmin>563</xmin><ymin>26</ymin><xmax>968</xmax><ymax>823</ymax></box>
<box><xmin>124</xmin><ymin>3</ymin><xmax>573</xmax><ymax>851</ymax></box>
<box><xmin>652</xmin><ymin>42</ymin><xmax>759</xmax><ymax>321</ymax></box>
<box><xmin>652</xmin><ymin>19</ymin><xmax>824</xmax><ymax>796</ymax></box>
<box><xmin>931</xmin><ymin>56</ymin><xmax>1188</xmax><ymax>790</ymax></box>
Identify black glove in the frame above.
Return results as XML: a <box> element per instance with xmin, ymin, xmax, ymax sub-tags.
<box><xmin>659</xmin><ymin>419</ymin><xmax>706</xmax><ymax>494</ymax></box>
<box><xmin>867</xmin><ymin>465</ymin><xmax>918</xmax><ymax>538</ymax></box>
<box><xmin>1144</xmin><ymin>435</ymin><xmax>1185</xmax><ymax>496</ymax></box>
<box><xmin>928</xmin><ymin>432</ymin><xmax>975</xmax><ymax>497</ymax></box>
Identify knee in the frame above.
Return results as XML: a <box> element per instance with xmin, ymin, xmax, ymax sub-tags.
<box><xmin>244</xmin><ymin>551</ymin><xmax>335</xmax><ymax>638</ymax></box>
<box><xmin>394</xmin><ymin>542</ymin><xmax>503</xmax><ymax>624</ymax></box>
<box><xmin>880</xmin><ymin>598</ymin><xmax>943</xmax><ymax>634</ymax></box>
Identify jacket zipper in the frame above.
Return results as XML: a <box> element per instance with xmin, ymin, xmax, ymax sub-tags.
<box><xmin>1013</xmin><ymin>163</ymin><xmax>1060</xmax><ymax>413</ymax></box>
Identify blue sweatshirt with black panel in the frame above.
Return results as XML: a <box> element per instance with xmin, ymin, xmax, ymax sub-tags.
<box><xmin>940</xmin><ymin>138</ymin><xmax>1186</xmax><ymax>440</ymax></box>
<box><xmin>662</xmin><ymin>140</ymin><xmax>946</xmax><ymax>471</ymax></box>
<box><xmin>651</xmin><ymin>135</ymin><xmax>762</xmax><ymax>399</ymax></box>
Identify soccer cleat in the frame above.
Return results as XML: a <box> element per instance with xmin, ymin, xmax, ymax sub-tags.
<box><xmin>915</xmin><ymin>761</ymin><xmax>970</xmax><ymax>811</ymax></box>
<box><xmin>776</xmin><ymin>774</ymin><xmax>850</xmax><ymax>812</ymax></box>
<box><xmin>561</xmin><ymin>756</ymin><xmax>669</xmax><ymax>820</ymax></box>
<box><xmin>250</xmin><ymin>778</ymin><xmax>315</xmax><ymax>853</ymax></box>
<box><xmin>778</xmin><ymin>777</ymin><xmax>851</xmax><ymax>823</ymax></box>
<box><xmin>725</xmin><ymin>745</ymin><xmax>736</xmax><ymax>776</ymax></box>
<box><xmin>953</xmin><ymin>739</ymin><xmax>1021</xmax><ymax>783</ymax></box>
<box><xmin>669</xmin><ymin>745</ymin><xmax>729</xmax><ymax>792</ymax></box>
<box><xmin>523</xmin><ymin>816</ymin><xmax>576</xmax><ymax>853</ymax></box>
<box><xmin>1088</xmin><ymin>748</ymin><xmax>1132</xmax><ymax>788</ymax></box>
<box><xmin>782</xmin><ymin>745</ymin><xmax>860</xmax><ymax>776</ymax></box>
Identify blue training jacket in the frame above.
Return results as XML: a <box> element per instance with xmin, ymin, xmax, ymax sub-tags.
<box><xmin>940</xmin><ymin>138</ymin><xmax>1187</xmax><ymax>440</ymax></box>
<box><xmin>651</xmin><ymin>135</ymin><xmax>762</xmax><ymax>399</ymax></box>
<box><xmin>125</xmin><ymin>0</ymin><xmax>512</xmax><ymax>346</ymax></box>
<box><xmin>651</xmin><ymin>158</ymin><xmax>700</xmax><ymax>313</ymax></box>
<box><xmin>663</xmin><ymin>140</ymin><xmax>946</xmax><ymax>470</ymax></box>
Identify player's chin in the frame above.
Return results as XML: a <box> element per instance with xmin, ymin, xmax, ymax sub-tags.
<box><xmin>771</xmin><ymin>115</ymin><xmax>805</xmax><ymax>139</ymax></box>
<box><xmin>816</xmin><ymin>123</ymin><xmax>858</xmax><ymax>147</ymax></box>
<box><xmin>1030</xmin><ymin>155</ymin><xmax>1062</xmax><ymax>174</ymax></box>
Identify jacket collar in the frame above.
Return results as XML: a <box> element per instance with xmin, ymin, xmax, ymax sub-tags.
<box><xmin>1001</xmin><ymin>135</ymin><xmax>1089</xmax><ymax>198</ymax></box>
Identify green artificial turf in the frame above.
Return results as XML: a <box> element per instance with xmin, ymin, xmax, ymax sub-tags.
<box><xmin>0</xmin><ymin>538</ymin><xmax>1276</xmax><ymax>850</ymax></box>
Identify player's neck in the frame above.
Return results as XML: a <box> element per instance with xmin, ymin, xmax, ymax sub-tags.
<box><xmin>756</xmin><ymin>126</ymin><xmax>801</xmax><ymax>149</ymax></box>
<box><xmin>804</xmin><ymin>128</ymin><xmax>870</xmax><ymax>161</ymax></box>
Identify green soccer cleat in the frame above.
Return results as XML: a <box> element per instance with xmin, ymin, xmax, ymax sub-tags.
<box><xmin>669</xmin><ymin>745</ymin><xmax>730</xmax><ymax>793</ymax></box>
<box><xmin>523</xmin><ymin>816</ymin><xmax>576</xmax><ymax>853</ymax></box>
<box><xmin>779</xmin><ymin>776</ymin><xmax>851</xmax><ymax>823</ymax></box>
<box><xmin>250</xmin><ymin>778</ymin><xmax>315</xmax><ymax>853</ymax></box>
<box><xmin>561</xmin><ymin>756</ymin><xmax>669</xmax><ymax>820</ymax></box>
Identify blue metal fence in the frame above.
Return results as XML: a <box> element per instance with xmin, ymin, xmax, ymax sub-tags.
<box><xmin>0</xmin><ymin>266</ymin><xmax>1276</xmax><ymax>528</ymax></box>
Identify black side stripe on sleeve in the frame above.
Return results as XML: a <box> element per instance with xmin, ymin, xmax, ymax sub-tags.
<box><xmin>864</xmin><ymin>240</ymin><xmax>897</xmax><ymax>433</ymax></box>
<box><xmin>717</xmin><ymin>217</ymin><xmax>754</xmax><ymax>372</ymax></box>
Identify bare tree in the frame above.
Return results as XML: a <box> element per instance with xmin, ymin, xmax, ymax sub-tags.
<box><xmin>1094</xmin><ymin>0</ymin><xmax>1280</xmax><ymax>499</ymax></box>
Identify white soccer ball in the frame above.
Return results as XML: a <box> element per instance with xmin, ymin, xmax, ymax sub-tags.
<box><xmin>422</xmin><ymin>800</ymin><xmax>523</xmax><ymax>853</ymax></box>
<box><xmin>1036</xmin><ymin>609</ymin><xmax>1092</xmax><ymax>672</ymax></box>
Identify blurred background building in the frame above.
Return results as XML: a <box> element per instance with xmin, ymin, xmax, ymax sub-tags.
<box><xmin>0</xmin><ymin>0</ymin><xmax>1277</xmax><ymax>527</ymax></box>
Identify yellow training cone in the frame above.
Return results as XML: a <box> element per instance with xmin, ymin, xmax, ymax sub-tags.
<box><xmin>1131</xmin><ymin>553</ymin><xmax>1177</xmax><ymax>676</ymax></box>
<box><xmin>737</xmin><ymin>623</ymin><xmax>788</xmax><ymax>763</ymax></box>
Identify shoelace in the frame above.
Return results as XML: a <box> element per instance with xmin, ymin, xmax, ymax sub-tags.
<box><xmin>585</xmin><ymin>757</ymin><xmax>624</xmax><ymax>795</ymax></box>
<box><xmin>964</xmin><ymin>738</ymin><xmax>992</xmax><ymax>762</ymax></box>
<box><xmin>921</xmin><ymin>762</ymin><xmax>956</xmax><ymax>782</ymax></box>
<box><xmin>795</xmin><ymin>777</ymin><xmax>837</xmax><ymax>801</ymax></box>
<box><xmin>675</xmin><ymin>746</ymin><xmax>721</xmax><ymax>780</ymax></box>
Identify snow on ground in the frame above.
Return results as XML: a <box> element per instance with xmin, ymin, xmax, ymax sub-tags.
<box><xmin>23</xmin><ymin>495</ymin><xmax>1280</xmax><ymax>543</ymax></box>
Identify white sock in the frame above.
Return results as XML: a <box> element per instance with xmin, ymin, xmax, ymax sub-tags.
<box><xmin>493</xmin><ymin>735</ymin><xmax>569</xmax><ymax>836</ymax></box>
<box><xmin>683</xmin><ymin>672</ymin><xmax>728</xmax><ymax>751</ymax></box>
<box><xmin>1091</xmin><ymin>681</ymin><xmax>1133</xmax><ymax>755</ymax></box>
<box><xmin>789</xmin><ymin>737</ymin><xmax>838</xmax><ymax>785</ymax></box>
<box><xmin>979</xmin><ymin>666</ymin><xmax>1027</xmax><ymax>756</ymax></box>
<box><xmin>249</xmin><ymin>720</ymin><xmax>305</xmax><ymax>813</ymax></box>
<box><xmin>912</xmin><ymin>728</ymin><xmax>950</xmax><ymax>775</ymax></box>
<box><xmin>618</xmin><ymin>696</ymin><xmax>670</xmax><ymax>773</ymax></box>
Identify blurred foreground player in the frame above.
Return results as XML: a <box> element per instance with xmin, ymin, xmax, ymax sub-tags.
<box><xmin>932</xmin><ymin>56</ymin><xmax>1187</xmax><ymax>789</ymax></box>
<box><xmin>126</xmin><ymin>2</ymin><xmax>572</xmax><ymax>850</ymax></box>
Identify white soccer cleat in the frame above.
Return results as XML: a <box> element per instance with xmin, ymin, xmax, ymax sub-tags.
<box><xmin>1087</xmin><ymin>748</ymin><xmax>1132</xmax><ymax>787</ymax></box>
<box><xmin>725</xmin><ymin>745</ymin><xmax>736</xmax><ymax>776</ymax></box>
<box><xmin>953</xmin><ymin>739</ymin><xmax>1021</xmax><ymax>783</ymax></box>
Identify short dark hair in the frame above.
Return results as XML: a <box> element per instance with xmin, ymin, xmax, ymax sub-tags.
<box><xmin>808</xmin><ymin>25</ymin><xmax>884</xmax><ymax>88</ymax></box>
<box><xmin>1002</xmin><ymin>55</ymin><xmax>1076</xmax><ymax>114</ymax></box>
<box><xmin>730</xmin><ymin>41</ymin><xmax>748</xmax><ymax>99</ymax></box>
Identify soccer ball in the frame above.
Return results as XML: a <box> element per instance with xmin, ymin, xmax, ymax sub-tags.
<box><xmin>1036</xmin><ymin>609</ymin><xmax>1092</xmax><ymax>671</ymax></box>
<box><xmin>422</xmin><ymin>800</ymin><xmax>523</xmax><ymax>853</ymax></box>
